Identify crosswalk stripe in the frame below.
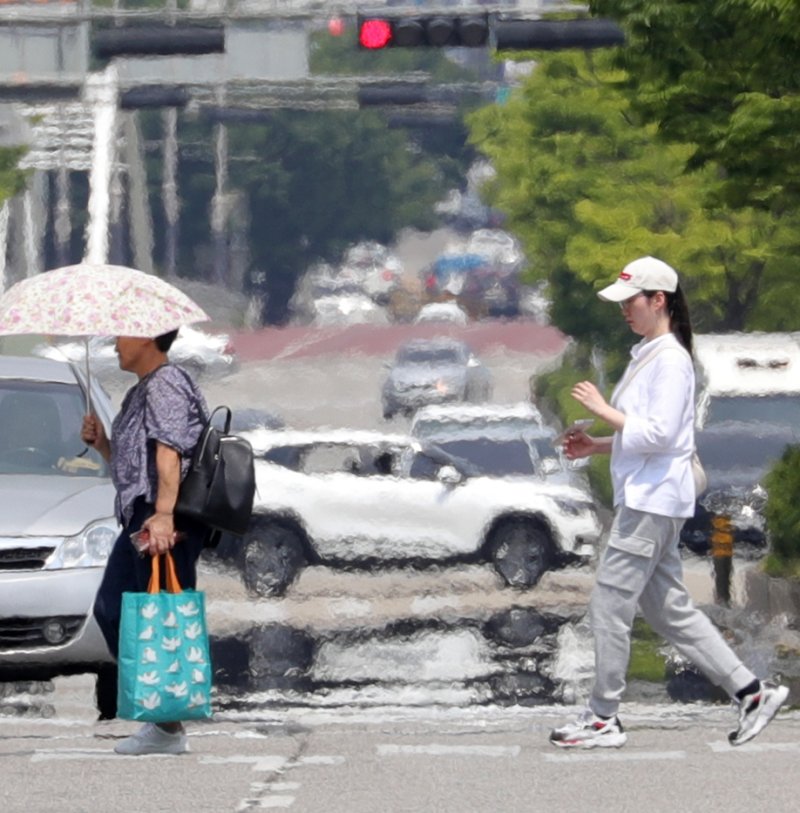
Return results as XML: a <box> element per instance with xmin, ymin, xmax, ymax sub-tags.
<box><xmin>544</xmin><ymin>750</ymin><xmax>687</xmax><ymax>763</ymax></box>
<box><xmin>378</xmin><ymin>744</ymin><xmax>520</xmax><ymax>757</ymax></box>
<box><xmin>708</xmin><ymin>740</ymin><xmax>800</xmax><ymax>754</ymax></box>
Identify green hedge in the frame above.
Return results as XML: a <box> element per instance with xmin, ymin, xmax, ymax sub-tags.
<box><xmin>764</xmin><ymin>445</ymin><xmax>800</xmax><ymax>575</ymax></box>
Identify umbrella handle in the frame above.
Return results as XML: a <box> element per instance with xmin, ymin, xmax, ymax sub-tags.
<box><xmin>84</xmin><ymin>336</ymin><xmax>92</xmax><ymax>415</ymax></box>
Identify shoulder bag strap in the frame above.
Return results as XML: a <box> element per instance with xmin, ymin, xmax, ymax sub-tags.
<box><xmin>610</xmin><ymin>343</ymin><xmax>676</xmax><ymax>407</ymax></box>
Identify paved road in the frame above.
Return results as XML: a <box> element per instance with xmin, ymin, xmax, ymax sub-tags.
<box><xmin>2</xmin><ymin>687</ymin><xmax>799</xmax><ymax>813</ymax></box>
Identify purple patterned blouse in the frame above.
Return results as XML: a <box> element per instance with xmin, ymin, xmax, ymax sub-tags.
<box><xmin>110</xmin><ymin>364</ymin><xmax>209</xmax><ymax>525</ymax></box>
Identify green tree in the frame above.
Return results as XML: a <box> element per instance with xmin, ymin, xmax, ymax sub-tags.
<box><xmin>590</xmin><ymin>0</ymin><xmax>800</xmax><ymax>213</ymax></box>
<box><xmin>468</xmin><ymin>49</ymin><xmax>800</xmax><ymax>348</ymax></box>
<box><xmin>0</xmin><ymin>146</ymin><xmax>28</xmax><ymax>206</ymax></box>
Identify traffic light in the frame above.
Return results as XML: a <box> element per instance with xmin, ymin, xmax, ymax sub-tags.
<box><xmin>493</xmin><ymin>19</ymin><xmax>625</xmax><ymax>51</ymax></box>
<box><xmin>357</xmin><ymin>14</ymin><xmax>490</xmax><ymax>49</ymax></box>
<box><xmin>92</xmin><ymin>25</ymin><xmax>225</xmax><ymax>61</ymax></box>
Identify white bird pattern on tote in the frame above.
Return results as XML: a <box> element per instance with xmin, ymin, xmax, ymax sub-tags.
<box><xmin>184</xmin><ymin>621</ymin><xmax>203</xmax><ymax>640</ymax></box>
<box><xmin>161</xmin><ymin>636</ymin><xmax>181</xmax><ymax>651</ymax></box>
<box><xmin>138</xmin><ymin>625</ymin><xmax>155</xmax><ymax>641</ymax></box>
<box><xmin>137</xmin><ymin>671</ymin><xmax>160</xmax><ymax>685</ymax></box>
<box><xmin>191</xmin><ymin>668</ymin><xmax>205</xmax><ymax>684</ymax></box>
<box><xmin>141</xmin><ymin>692</ymin><xmax>161</xmax><ymax>710</ymax></box>
<box><xmin>163</xmin><ymin>611</ymin><xmax>178</xmax><ymax>628</ymax></box>
<box><xmin>141</xmin><ymin>647</ymin><xmax>157</xmax><ymax>664</ymax></box>
<box><xmin>177</xmin><ymin>601</ymin><xmax>200</xmax><ymax>617</ymax></box>
<box><xmin>165</xmin><ymin>682</ymin><xmax>188</xmax><ymax>698</ymax></box>
<box><xmin>141</xmin><ymin>603</ymin><xmax>158</xmax><ymax>620</ymax></box>
<box><xmin>188</xmin><ymin>691</ymin><xmax>207</xmax><ymax>708</ymax></box>
<box><xmin>166</xmin><ymin>659</ymin><xmax>180</xmax><ymax>673</ymax></box>
<box><xmin>186</xmin><ymin>646</ymin><xmax>206</xmax><ymax>664</ymax></box>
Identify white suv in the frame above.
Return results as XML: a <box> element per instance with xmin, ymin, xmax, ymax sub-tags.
<box><xmin>215</xmin><ymin>428</ymin><xmax>602</xmax><ymax>597</ymax></box>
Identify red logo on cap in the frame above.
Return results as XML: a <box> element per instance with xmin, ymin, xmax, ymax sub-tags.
<box><xmin>619</xmin><ymin>272</ymin><xmax>632</xmax><ymax>280</ymax></box>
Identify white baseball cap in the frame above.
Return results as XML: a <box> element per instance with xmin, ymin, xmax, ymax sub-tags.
<box><xmin>598</xmin><ymin>256</ymin><xmax>679</xmax><ymax>302</ymax></box>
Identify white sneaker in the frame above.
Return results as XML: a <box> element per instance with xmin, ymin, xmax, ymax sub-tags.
<box><xmin>549</xmin><ymin>709</ymin><xmax>627</xmax><ymax>749</ymax></box>
<box><xmin>114</xmin><ymin>723</ymin><xmax>189</xmax><ymax>756</ymax></box>
<box><xmin>729</xmin><ymin>680</ymin><xmax>789</xmax><ymax>746</ymax></box>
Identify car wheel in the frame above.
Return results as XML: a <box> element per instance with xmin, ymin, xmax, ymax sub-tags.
<box><xmin>242</xmin><ymin>519</ymin><xmax>308</xmax><ymax>598</ymax></box>
<box><xmin>488</xmin><ymin>519</ymin><xmax>555</xmax><ymax>589</ymax></box>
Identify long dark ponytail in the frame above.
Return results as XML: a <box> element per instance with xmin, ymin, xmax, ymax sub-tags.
<box><xmin>665</xmin><ymin>284</ymin><xmax>693</xmax><ymax>358</ymax></box>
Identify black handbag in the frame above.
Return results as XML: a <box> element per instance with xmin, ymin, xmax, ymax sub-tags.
<box><xmin>176</xmin><ymin>406</ymin><xmax>256</xmax><ymax>539</ymax></box>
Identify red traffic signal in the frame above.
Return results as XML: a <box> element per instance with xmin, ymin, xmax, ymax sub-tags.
<box><xmin>357</xmin><ymin>14</ymin><xmax>489</xmax><ymax>49</ymax></box>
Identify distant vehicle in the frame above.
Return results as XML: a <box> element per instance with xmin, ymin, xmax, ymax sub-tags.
<box><xmin>312</xmin><ymin>293</ymin><xmax>390</xmax><ymax>327</ymax></box>
<box><xmin>34</xmin><ymin>325</ymin><xmax>237</xmax><ymax>380</ymax></box>
<box><xmin>414</xmin><ymin>302</ymin><xmax>469</xmax><ymax>326</ymax></box>
<box><xmin>381</xmin><ymin>338</ymin><xmax>492</xmax><ymax>419</ymax></box>
<box><xmin>213</xmin><ymin>428</ymin><xmax>602</xmax><ymax>597</ymax></box>
<box><xmin>341</xmin><ymin>241</ymin><xmax>404</xmax><ymax>304</ymax></box>
<box><xmin>0</xmin><ymin>355</ymin><xmax>118</xmax><ymax>713</ymax></box>
<box><xmin>681</xmin><ymin>333</ymin><xmax>800</xmax><ymax>556</ymax></box>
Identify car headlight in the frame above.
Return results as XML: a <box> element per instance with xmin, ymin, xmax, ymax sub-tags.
<box><xmin>45</xmin><ymin>517</ymin><xmax>120</xmax><ymax>569</ymax></box>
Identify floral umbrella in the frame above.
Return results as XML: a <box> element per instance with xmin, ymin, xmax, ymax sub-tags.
<box><xmin>0</xmin><ymin>263</ymin><xmax>210</xmax><ymax>410</ymax></box>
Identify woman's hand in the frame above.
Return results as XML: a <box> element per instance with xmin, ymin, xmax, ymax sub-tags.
<box><xmin>571</xmin><ymin>381</ymin><xmax>608</xmax><ymax>416</ymax></box>
<box><xmin>571</xmin><ymin>380</ymin><xmax>626</xmax><ymax>433</ymax></box>
<box><xmin>563</xmin><ymin>430</ymin><xmax>596</xmax><ymax>459</ymax></box>
<box><xmin>142</xmin><ymin>511</ymin><xmax>176</xmax><ymax>556</ymax></box>
<box><xmin>81</xmin><ymin>415</ymin><xmax>111</xmax><ymax>461</ymax></box>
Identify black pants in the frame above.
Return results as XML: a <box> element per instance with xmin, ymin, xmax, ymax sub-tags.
<box><xmin>93</xmin><ymin>497</ymin><xmax>207</xmax><ymax>660</ymax></box>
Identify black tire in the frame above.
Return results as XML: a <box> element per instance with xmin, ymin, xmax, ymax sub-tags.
<box><xmin>242</xmin><ymin>519</ymin><xmax>308</xmax><ymax>598</ymax></box>
<box><xmin>488</xmin><ymin>519</ymin><xmax>555</xmax><ymax>589</ymax></box>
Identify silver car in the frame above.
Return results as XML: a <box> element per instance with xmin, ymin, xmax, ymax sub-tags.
<box><xmin>0</xmin><ymin>356</ymin><xmax>118</xmax><ymax>689</ymax></box>
<box><xmin>382</xmin><ymin>338</ymin><xmax>493</xmax><ymax>419</ymax></box>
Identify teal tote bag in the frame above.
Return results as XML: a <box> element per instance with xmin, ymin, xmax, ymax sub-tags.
<box><xmin>117</xmin><ymin>552</ymin><xmax>213</xmax><ymax>722</ymax></box>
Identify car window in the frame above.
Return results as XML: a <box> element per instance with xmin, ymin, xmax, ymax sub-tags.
<box><xmin>0</xmin><ymin>380</ymin><xmax>108</xmax><ymax>477</ymax></box>
<box><xmin>433</xmin><ymin>438</ymin><xmax>537</xmax><ymax>476</ymax></box>
<box><xmin>301</xmin><ymin>444</ymin><xmax>361</xmax><ymax>474</ymax></box>
<box><xmin>706</xmin><ymin>394</ymin><xmax>800</xmax><ymax>427</ymax></box>
<box><xmin>397</xmin><ymin>346</ymin><xmax>463</xmax><ymax>365</ymax></box>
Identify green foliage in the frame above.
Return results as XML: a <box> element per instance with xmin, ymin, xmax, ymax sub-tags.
<box><xmin>467</xmin><ymin>47</ymin><xmax>800</xmax><ymax>339</ymax></box>
<box><xmin>0</xmin><ymin>146</ymin><xmax>29</xmax><ymax>203</ymax></box>
<box><xmin>764</xmin><ymin>445</ymin><xmax>800</xmax><ymax>563</ymax></box>
<box><xmin>590</xmin><ymin>0</ymin><xmax>800</xmax><ymax>213</ymax></box>
<box><xmin>139</xmin><ymin>108</ymin><xmax>446</xmax><ymax>323</ymax></box>
<box><xmin>628</xmin><ymin>617</ymin><xmax>667</xmax><ymax>682</ymax></box>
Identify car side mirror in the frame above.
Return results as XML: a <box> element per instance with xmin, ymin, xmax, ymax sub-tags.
<box><xmin>437</xmin><ymin>465</ymin><xmax>463</xmax><ymax>486</ymax></box>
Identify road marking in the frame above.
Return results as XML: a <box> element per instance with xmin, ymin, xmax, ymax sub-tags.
<box><xmin>236</xmin><ymin>796</ymin><xmax>295</xmax><ymax>810</ymax></box>
<box><xmin>708</xmin><ymin>740</ymin><xmax>800</xmax><ymax>754</ymax></box>
<box><xmin>294</xmin><ymin>754</ymin><xmax>346</xmax><ymax>765</ymax></box>
<box><xmin>199</xmin><ymin>755</ymin><xmax>288</xmax><ymax>771</ymax></box>
<box><xmin>544</xmin><ymin>750</ymin><xmax>686</xmax><ymax>763</ymax></box>
<box><xmin>30</xmin><ymin>748</ymin><xmax>122</xmax><ymax>762</ymax></box>
<box><xmin>378</xmin><ymin>744</ymin><xmax>521</xmax><ymax>757</ymax></box>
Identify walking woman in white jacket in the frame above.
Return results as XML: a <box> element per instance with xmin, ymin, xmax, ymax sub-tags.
<box><xmin>549</xmin><ymin>256</ymin><xmax>788</xmax><ymax>749</ymax></box>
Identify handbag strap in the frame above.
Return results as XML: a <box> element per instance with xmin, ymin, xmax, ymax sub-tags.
<box><xmin>611</xmin><ymin>342</ymin><xmax>676</xmax><ymax>407</ymax></box>
<box><xmin>148</xmin><ymin>552</ymin><xmax>183</xmax><ymax>595</ymax></box>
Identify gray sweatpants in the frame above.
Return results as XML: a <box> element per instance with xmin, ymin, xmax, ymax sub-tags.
<box><xmin>589</xmin><ymin>506</ymin><xmax>756</xmax><ymax>718</ymax></box>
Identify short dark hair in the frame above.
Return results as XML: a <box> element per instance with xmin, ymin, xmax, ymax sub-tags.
<box><xmin>154</xmin><ymin>329</ymin><xmax>179</xmax><ymax>352</ymax></box>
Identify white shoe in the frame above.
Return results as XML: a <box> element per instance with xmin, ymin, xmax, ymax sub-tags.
<box><xmin>114</xmin><ymin>723</ymin><xmax>189</xmax><ymax>756</ymax></box>
<box><xmin>729</xmin><ymin>680</ymin><xmax>789</xmax><ymax>746</ymax></box>
<box><xmin>549</xmin><ymin>709</ymin><xmax>627</xmax><ymax>749</ymax></box>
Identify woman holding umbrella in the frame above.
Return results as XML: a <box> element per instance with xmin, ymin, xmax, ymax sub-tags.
<box><xmin>82</xmin><ymin>328</ymin><xmax>209</xmax><ymax>755</ymax></box>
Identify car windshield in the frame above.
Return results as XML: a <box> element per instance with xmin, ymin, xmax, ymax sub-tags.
<box><xmin>706</xmin><ymin>394</ymin><xmax>800</xmax><ymax>427</ymax></box>
<box><xmin>413</xmin><ymin>416</ymin><xmax>543</xmax><ymax>439</ymax></box>
<box><xmin>0</xmin><ymin>380</ymin><xmax>108</xmax><ymax>477</ymax></box>
<box><xmin>397</xmin><ymin>346</ymin><xmax>463</xmax><ymax>365</ymax></box>
<box><xmin>433</xmin><ymin>438</ymin><xmax>551</xmax><ymax>477</ymax></box>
